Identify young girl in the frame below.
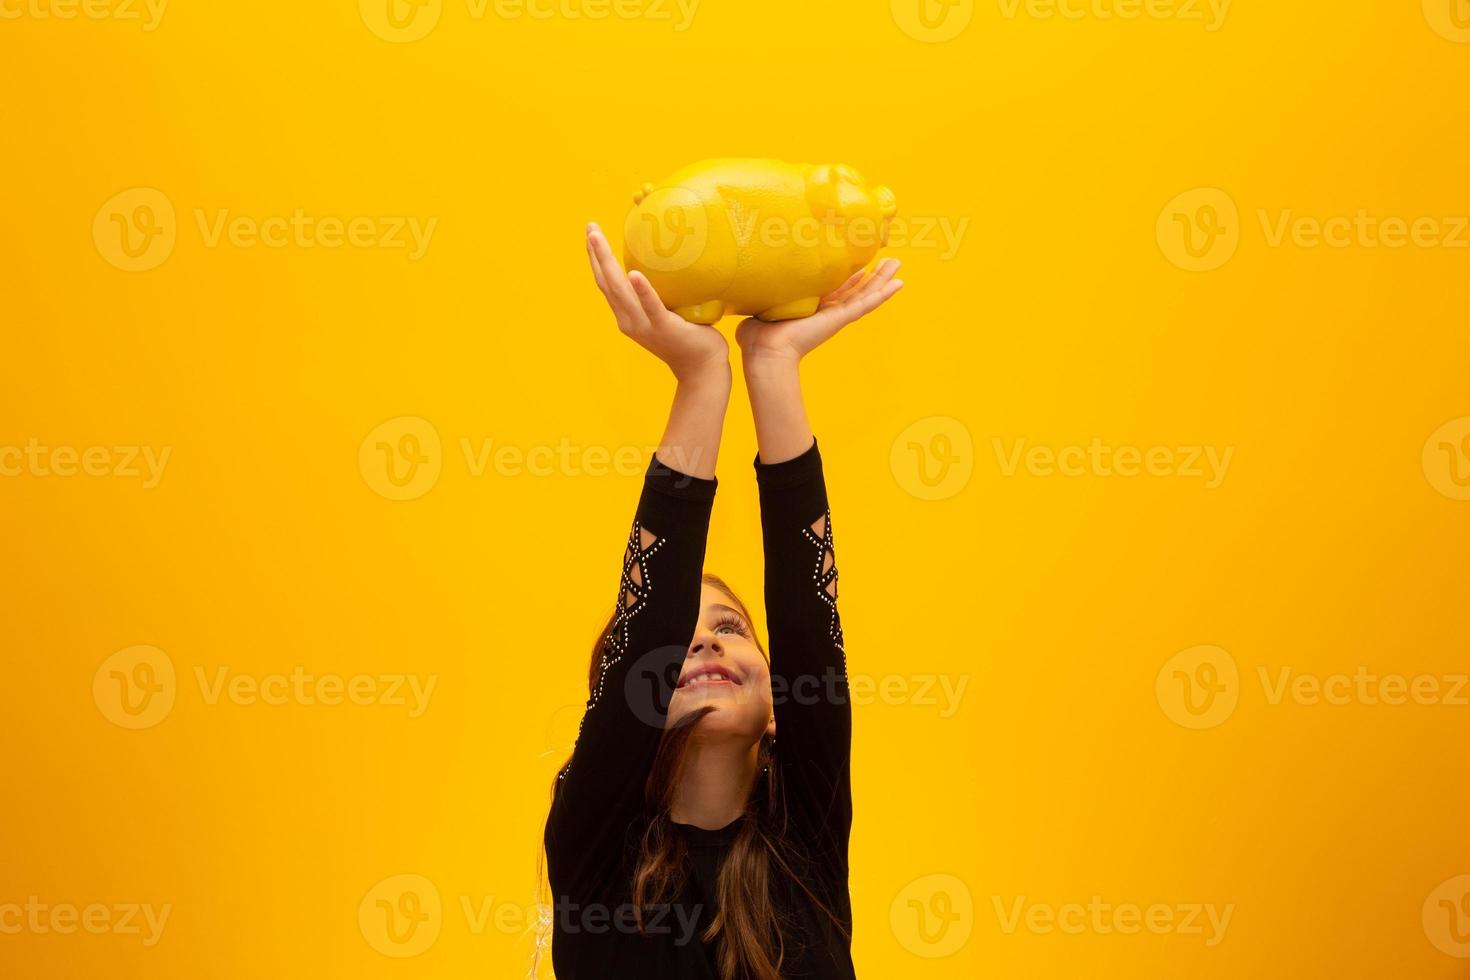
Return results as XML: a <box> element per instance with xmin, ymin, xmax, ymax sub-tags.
<box><xmin>542</xmin><ymin>223</ymin><xmax>903</xmax><ymax>979</ymax></box>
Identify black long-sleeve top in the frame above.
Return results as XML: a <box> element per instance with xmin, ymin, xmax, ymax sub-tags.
<box><xmin>544</xmin><ymin>437</ymin><xmax>856</xmax><ymax>979</ymax></box>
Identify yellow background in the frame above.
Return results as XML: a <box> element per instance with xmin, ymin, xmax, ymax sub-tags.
<box><xmin>3</xmin><ymin>0</ymin><xmax>1469</xmax><ymax>977</ymax></box>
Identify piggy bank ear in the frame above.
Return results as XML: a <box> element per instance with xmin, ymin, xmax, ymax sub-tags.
<box><xmin>806</xmin><ymin>164</ymin><xmax>863</xmax><ymax>216</ymax></box>
<box><xmin>808</xmin><ymin>164</ymin><xmax>863</xmax><ymax>192</ymax></box>
<box><xmin>808</xmin><ymin>164</ymin><xmax>837</xmax><ymax>187</ymax></box>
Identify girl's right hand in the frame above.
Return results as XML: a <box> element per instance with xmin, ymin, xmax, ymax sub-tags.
<box><xmin>586</xmin><ymin>223</ymin><xmax>730</xmax><ymax>386</ymax></box>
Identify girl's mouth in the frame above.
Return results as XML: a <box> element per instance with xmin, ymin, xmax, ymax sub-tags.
<box><xmin>676</xmin><ymin>664</ymin><xmax>742</xmax><ymax>689</ymax></box>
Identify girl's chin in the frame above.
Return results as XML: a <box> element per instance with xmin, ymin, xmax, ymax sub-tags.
<box><xmin>666</xmin><ymin>705</ymin><xmax>756</xmax><ymax>733</ymax></box>
<box><xmin>670</xmin><ymin>679</ymin><xmax>767</xmax><ymax>708</ymax></box>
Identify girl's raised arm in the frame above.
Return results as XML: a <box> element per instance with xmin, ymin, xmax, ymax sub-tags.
<box><xmin>544</xmin><ymin>225</ymin><xmax>731</xmax><ymax>906</ymax></box>
<box><xmin>737</xmin><ymin>259</ymin><xmax>903</xmax><ymax>887</ymax></box>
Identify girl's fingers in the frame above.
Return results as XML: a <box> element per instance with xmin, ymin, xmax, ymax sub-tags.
<box><xmin>822</xmin><ymin>269</ymin><xmax>867</xmax><ymax>306</ymax></box>
<box><xmin>825</xmin><ymin>257</ymin><xmax>899</xmax><ymax>311</ymax></box>
<box><xmin>588</xmin><ymin>225</ymin><xmax>643</xmax><ymax>324</ymax></box>
<box><xmin>627</xmin><ymin>271</ymin><xmax>670</xmax><ymax>324</ymax></box>
<box><xmin>849</xmin><ymin>278</ymin><xmax>904</xmax><ymax>319</ymax></box>
<box><xmin>585</xmin><ymin>233</ymin><xmax>608</xmax><ymax>293</ymax></box>
<box><xmin>854</xmin><ymin>258</ymin><xmax>900</xmax><ymax>299</ymax></box>
<box><xmin>825</xmin><ymin>276</ymin><xmax>903</xmax><ymax>333</ymax></box>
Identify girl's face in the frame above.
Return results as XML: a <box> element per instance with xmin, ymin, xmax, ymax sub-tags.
<box><xmin>665</xmin><ymin>585</ymin><xmax>776</xmax><ymax>742</ymax></box>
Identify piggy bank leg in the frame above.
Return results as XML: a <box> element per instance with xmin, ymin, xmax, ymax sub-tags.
<box><xmin>756</xmin><ymin>297</ymin><xmax>820</xmax><ymax>322</ymax></box>
<box><xmin>674</xmin><ymin>300</ymin><xmax>725</xmax><ymax>325</ymax></box>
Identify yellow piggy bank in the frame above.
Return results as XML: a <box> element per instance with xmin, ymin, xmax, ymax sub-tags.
<box><xmin>623</xmin><ymin>158</ymin><xmax>897</xmax><ymax>324</ymax></box>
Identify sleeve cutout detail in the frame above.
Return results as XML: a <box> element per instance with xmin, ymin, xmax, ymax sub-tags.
<box><xmin>800</xmin><ymin>507</ymin><xmax>846</xmax><ymax>670</ymax></box>
<box><xmin>561</xmin><ymin>519</ymin><xmax>666</xmax><ymax>782</ymax></box>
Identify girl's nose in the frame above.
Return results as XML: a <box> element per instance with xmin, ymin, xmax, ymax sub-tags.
<box><xmin>688</xmin><ymin>634</ymin><xmax>724</xmax><ymax>657</ymax></box>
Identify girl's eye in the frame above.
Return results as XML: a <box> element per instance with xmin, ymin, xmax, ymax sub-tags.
<box><xmin>713</xmin><ymin>615</ymin><xmax>750</xmax><ymax>637</ymax></box>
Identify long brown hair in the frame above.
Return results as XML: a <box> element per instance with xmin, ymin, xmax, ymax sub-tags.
<box><xmin>542</xmin><ymin>573</ymin><xmax>848</xmax><ymax>980</ymax></box>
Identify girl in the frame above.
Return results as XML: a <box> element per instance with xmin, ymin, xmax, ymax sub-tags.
<box><xmin>542</xmin><ymin>223</ymin><xmax>903</xmax><ymax>979</ymax></box>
